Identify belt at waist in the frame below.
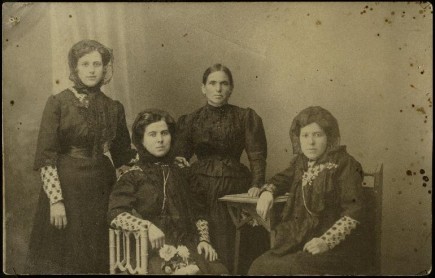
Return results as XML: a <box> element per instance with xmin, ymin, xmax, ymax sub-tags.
<box><xmin>65</xmin><ymin>146</ymin><xmax>93</xmax><ymax>159</ymax></box>
<box><xmin>196</xmin><ymin>154</ymin><xmax>240</xmax><ymax>162</ymax></box>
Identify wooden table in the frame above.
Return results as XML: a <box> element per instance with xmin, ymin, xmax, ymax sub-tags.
<box><xmin>219</xmin><ymin>193</ymin><xmax>288</xmax><ymax>274</ymax></box>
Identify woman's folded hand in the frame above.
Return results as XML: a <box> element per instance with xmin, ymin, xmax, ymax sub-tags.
<box><xmin>303</xmin><ymin>237</ymin><xmax>329</xmax><ymax>255</ymax></box>
<box><xmin>148</xmin><ymin>223</ymin><xmax>165</xmax><ymax>249</ymax></box>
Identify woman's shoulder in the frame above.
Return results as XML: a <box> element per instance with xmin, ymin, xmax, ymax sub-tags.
<box><xmin>228</xmin><ymin>104</ymin><xmax>260</xmax><ymax>115</ymax></box>
<box><xmin>229</xmin><ymin>105</ymin><xmax>264</xmax><ymax>123</ymax></box>
<box><xmin>98</xmin><ymin>92</ymin><xmax>123</xmax><ymax>106</ymax></box>
<box><xmin>116</xmin><ymin>165</ymin><xmax>144</xmax><ymax>182</ymax></box>
<box><xmin>328</xmin><ymin>146</ymin><xmax>363</xmax><ymax>175</ymax></box>
<box><xmin>40</xmin><ymin>89</ymin><xmax>75</xmax><ymax>108</ymax></box>
<box><xmin>177</xmin><ymin>106</ymin><xmax>205</xmax><ymax>124</ymax></box>
<box><xmin>331</xmin><ymin>146</ymin><xmax>360</xmax><ymax>162</ymax></box>
<box><xmin>50</xmin><ymin>88</ymin><xmax>74</xmax><ymax>100</ymax></box>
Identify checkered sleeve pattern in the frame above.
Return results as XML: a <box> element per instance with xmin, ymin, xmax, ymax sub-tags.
<box><xmin>196</xmin><ymin>219</ymin><xmax>210</xmax><ymax>243</ymax></box>
<box><xmin>320</xmin><ymin>216</ymin><xmax>359</xmax><ymax>249</ymax></box>
<box><xmin>40</xmin><ymin>165</ymin><xmax>63</xmax><ymax>205</ymax></box>
<box><xmin>110</xmin><ymin>212</ymin><xmax>150</xmax><ymax>232</ymax></box>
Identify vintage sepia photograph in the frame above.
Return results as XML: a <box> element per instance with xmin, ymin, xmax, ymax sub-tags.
<box><xmin>3</xmin><ymin>2</ymin><xmax>432</xmax><ymax>275</ymax></box>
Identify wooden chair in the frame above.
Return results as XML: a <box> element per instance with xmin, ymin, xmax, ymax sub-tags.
<box><xmin>109</xmin><ymin>227</ymin><xmax>149</xmax><ymax>274</ymax></box>
<box><xmin>360</xmin><ymin>163</ymin><xmax>383</xmax><ymax>275</ymax></box>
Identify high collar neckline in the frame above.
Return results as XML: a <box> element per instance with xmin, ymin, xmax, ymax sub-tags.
<box><xmin>73</xmin><ymin>84</ymin><xmax>102</xmax><ymax>95</ymax></box>
<box><xmin>205</xmin><ymin>102</ymin><xmax>230</xmax><ymax>111</ymax></box>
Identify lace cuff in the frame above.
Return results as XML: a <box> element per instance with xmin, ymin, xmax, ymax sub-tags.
<box><xmin>259</xmin><ymin>184</ymin><xmax>277</xmax><ymax>196</ymax></box>
<box><xmin>110</xmin><ymin>212</ymin><xmax>150</xmax><ymax>232</ymax></box>
<box><xmin>320</xmin><ymin>216</ymin><xmax>359</xmax><ymax>249</ymax></box>
<box><xmin>196</xmin><ymin>219</ymin><xmax>210</xmax><ymax>243</ymax></box>
<box><xmin>40</xmin><ymin>166</ymin><xmax>63</xmax><ymax>205</ymax></box>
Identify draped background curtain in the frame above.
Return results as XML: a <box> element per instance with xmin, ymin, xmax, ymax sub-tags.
<box><xmin>3</xmin><ymin>2</ymin><xmax>432</xmax><ymax>275</ymax></box>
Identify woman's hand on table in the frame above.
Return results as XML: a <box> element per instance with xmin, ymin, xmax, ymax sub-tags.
<box><xmin>197</xmin><ymin>241</ymin><xmax>218</xmax><ymax>262</ymax></box>
<box><xmin>174</xmin><ymin>156</ymin><xmax>190</xmax><ymax>168</ymax></box>
<box><xmin>256</xmin><ymin>191</ymin><xmax>273</xmax><ymax>220</ymax></box>
<box><xmin>303</xmin><ymin>237</ymin><xmax>329</xmax><ymax>255</ymax></box>
<box><xmin>247</xmin><ymin>186</ymin><xmax>260</xmax><ymax>197</ymax></box>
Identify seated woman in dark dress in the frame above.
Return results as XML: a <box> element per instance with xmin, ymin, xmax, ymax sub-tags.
<box><xmin>107</xmin><ymin>109</ymin><xmax>228</xmax><ymax>275</ymax></box>
<box><xmin>249</xmin><ymin>106</ymin><xmax>367</xmax><ymax>275</ymax></box>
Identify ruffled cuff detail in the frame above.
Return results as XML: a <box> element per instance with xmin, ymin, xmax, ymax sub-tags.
<box><xmin>320</xmin><ymin>216</ymin><xmax>359</xmax><ymax>249</ymax></box>
<box><xmin>196</xmin><ymin>219</ymin><xmax>210</xmax><ymax>243</ymax></box>
<box><xmin>40</xmin><ymin>165</ymin><xmax>63</xmax><ymax>205</ymax></box>
<box><xmin>110</xmin><ymin>212</ymin><xmax>150</xmax><ymax>232</ymax></box>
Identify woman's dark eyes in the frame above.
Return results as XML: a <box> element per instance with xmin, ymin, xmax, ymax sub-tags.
<box><xmin>301</xmin><ymin>133</ymin><xmax>324</xmax><ymax>137</ymax></box>
<box><xmin>208</xmin><ymin>81</ymin><xmax>229</xmax><ymax>86</ymax></box>
<box><xmin>80</xmin><ymin>62</ymin><xmax>102</xmax><ymax>67</ymax></box>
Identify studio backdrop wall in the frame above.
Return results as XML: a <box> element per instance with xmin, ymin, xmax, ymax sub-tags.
<box><xmin>3</xmin><ymin>2</ymin><xmax>432</xmax><ymax>275</ymax></box>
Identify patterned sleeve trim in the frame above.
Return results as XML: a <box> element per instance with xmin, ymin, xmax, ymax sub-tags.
<box><xmin>40</xmin><ymin>165</ymin><xmax>63</xmax><ymax>205</ymax></box>
<box><xmin>116</xmin><ymin>165</ymin><xmax>143</xmax><ymax>181</ymax></box>
<box><xmin>259</xmin><ymin>184</ymin><xmax>277</xmax><ymax>196</ymax></box>
<box><xmin>127</xmin><ymin>153</ymin><xmax>140</xmax><ymax>165</ymax></box>
<box><xmin>196</xmin><ymin>219</ymin><xmax>210</xmax><ymax>243</ymax></box>
<box><xmin>110</xmin><ymin>212</ymin><xmax>150</xmax><ymax>232</ymax></box>
<box><xmin>320</xmin><ymin>216</ymin><xmax>359</xmax><ymax>249</ymax></box>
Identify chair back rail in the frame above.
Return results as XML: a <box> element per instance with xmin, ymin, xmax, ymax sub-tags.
<box><xmin>109</xmin><ymin>228</ymin><xmax>149</xmax><ymax>274</ymax></box>
<box><xmin>362</xmin><ymin>163</ymin><xmax>383</xmax><ymax>275</ymax></box>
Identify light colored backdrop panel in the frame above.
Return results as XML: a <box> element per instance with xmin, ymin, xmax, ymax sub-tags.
<box><xmin>3</xmin><ymin>2</ymin><xmax>432</xmax><ymax>275</ymax></box>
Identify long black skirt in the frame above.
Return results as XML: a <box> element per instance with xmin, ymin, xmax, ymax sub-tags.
<box><xmin>26</xmin><ymin>154</ymin><xmax>116</xmax><ymax>274</ymax></box>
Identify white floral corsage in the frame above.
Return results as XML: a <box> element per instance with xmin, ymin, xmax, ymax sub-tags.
<box><xmin>159</xmin><ymin>244</ymin><xmax>199</xmax><ymax>275</ymax></box>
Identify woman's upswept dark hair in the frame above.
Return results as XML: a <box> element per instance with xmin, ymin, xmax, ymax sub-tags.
<box><xmin>68</xmin><ymin>39</ymin><xmax>114</xmax><ymax>86</ymax></box>
<box><xmin>289</xmin><ymin>106</ymin><xmax>340</xmax><ymax>154</ymax></box>
<box><xmin>202</xmin><ymin>63</ymin><xmax>234</xmax><ymax>88</ymax></box>
<box><xmin>131</xmin><ymin>109</ymin><xmax>176</xmax><ymax>154</ymax></box>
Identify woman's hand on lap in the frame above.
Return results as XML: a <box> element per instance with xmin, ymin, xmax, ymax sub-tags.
<box><xmin>303</xmin><ymin>237</ymin><xmax>329</xmax><ymax>255</ymax></box>
<box><xmin>197</xmin><ymin>241</ymin><xmax>218</xmax><ymax>262</ymax></box>
<box><xmin>148</xmin><ymin>223</ymin><xmax>165</xmax><ymax>249</ymax></box>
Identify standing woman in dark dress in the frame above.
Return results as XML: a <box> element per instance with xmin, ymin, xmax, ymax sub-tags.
<box><xmin>26</xmin><ymin>40</ymin><xmax>136</xmax><ymax>274</ymax></box>
<box><xmin>173</xmin><ymin>64</ymin><xmax>268</xmax><ymax>273</ymax></box>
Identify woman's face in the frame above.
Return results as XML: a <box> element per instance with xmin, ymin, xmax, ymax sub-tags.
<box><xmin>76</xmin><ymin>50</ymin><xmax>104</xmax><ymax>87</ymax></box>
<box><xmin>299</xmin><ymin>122</ymin><xmax>328</xmax><ymax>161</ymax></box>
<box><xmin>142</xmin><ymin>120</ymin><xmax>171</xmax><ymax>157</ymax></box>
<box><xmin>202</xmin><ymin>71</ymin><xmax>232</xmax><ymax>107</ymax></box>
